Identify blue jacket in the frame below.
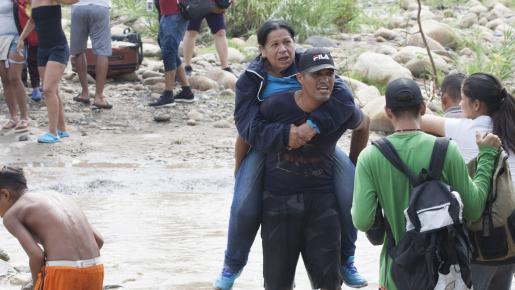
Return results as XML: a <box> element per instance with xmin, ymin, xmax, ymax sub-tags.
<box><xmin>234</xmin><ymin>52</ymin><xmax>358</xmax><ymax>153</ymax></box>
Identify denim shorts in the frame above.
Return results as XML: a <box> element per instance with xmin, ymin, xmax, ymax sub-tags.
<box><xmin>3</xmin><ymin>35</ymin><xmax>27</xmax><ymax>65</ymax></box>
<box><xmin>37</xmin><ymin>44</ymin><xmax>70</xmax><ymax>66</ymax></box>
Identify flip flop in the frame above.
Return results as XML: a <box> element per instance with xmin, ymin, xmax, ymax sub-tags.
<box><xmin>14</xmin><ymin>119</ymin><xmax>30</xmax><ymax>133</ymax></box>
<box><xmin>73</xmin><ymin>95</ymin><xmax>91</xmax><ymax>104</ymax></box>
<box><xmin>2</xmin><ymin>119</ymin><xmax>18</xmax><ymax>130</ymax></box>
<box><xmin>92</xmin><ymin>102</ymin><xmax>113</xmax><ymax>109</ymax></box>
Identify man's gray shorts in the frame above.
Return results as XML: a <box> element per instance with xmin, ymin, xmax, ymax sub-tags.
<box><xmin>70</xmin><ymin>5</ymin><xmax>112</xmax><ymax>56</ymax></box>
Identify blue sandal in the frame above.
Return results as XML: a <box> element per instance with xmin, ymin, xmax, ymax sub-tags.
<box><xmin>37</xmin><ymin>132</ymin><xmax>60</xmax><ymax>144</ymax></box>
<box><xmin>57</xmin><ymin>130</ymin><xmax>70</xmax><ymax>138</ymax></box>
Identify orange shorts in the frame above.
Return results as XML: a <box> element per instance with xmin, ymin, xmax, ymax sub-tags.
<box><xmin>34</xmin><ymin>264</ymin><xmax>104</xmax><ymax>290</ymax></box>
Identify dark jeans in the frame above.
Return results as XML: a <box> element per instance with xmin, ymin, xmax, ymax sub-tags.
<box><xmin>471</xmin><ymin>263</ymin><xmax>515</xmax><ymax>290</ymax></box>
<box><xmin>223</xmin><ymin>147</ymin><xmax>358</xmax><ymax>272</ymax></box>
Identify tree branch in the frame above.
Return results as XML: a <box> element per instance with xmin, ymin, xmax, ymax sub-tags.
<box><xmin>417</xmin><ymin>0</ymin><xmax>439</xmax><ymax>101</ymax></box>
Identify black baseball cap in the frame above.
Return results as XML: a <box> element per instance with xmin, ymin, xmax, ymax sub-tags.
<box><xmin>297</xmin><ymin>48</ymin><xmax>336</xmax><ymax>73</ymax></box>
<box><xmin>385</xmin><ymin>78</ymin><xmax>423</xmax><ymax>108</ymax></box>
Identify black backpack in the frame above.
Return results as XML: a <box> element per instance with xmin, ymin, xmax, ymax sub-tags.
<box><xmin>111</xmin><ymin>28</ymin><xmax>143</xmax><ymax>66</ymax></box>
<box><xmin>177</xmin><ymin>0</ymin><xmax>232</xmax><ymax>20</ymax></box>
<box><xmin>372</xmin><ymin>137</ymin><xmax>473</xmax><ymax>290</ymax></box>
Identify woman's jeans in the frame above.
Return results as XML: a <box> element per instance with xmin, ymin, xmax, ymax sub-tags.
<box><xmin>223</xmin><ymin>147</ymin><xmax>358</xmax><ymax>272</ymax></box>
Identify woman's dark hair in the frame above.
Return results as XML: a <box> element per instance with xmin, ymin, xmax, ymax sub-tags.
<box><xmin>0</xmin><ymin>166</ymin><xmax>27</xmax><ymax>198</ymax></box>
<box><xmin>257</xmin><ymin>19</ymin><xmax>295</xmax><ymax>47</ymax></box>
<box><xmin>462</xmin><ymin>72</ymin><xmax>515</xmax><ymax>153</ymax></box>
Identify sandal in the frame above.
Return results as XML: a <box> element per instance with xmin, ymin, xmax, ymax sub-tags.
<box><xmin>37</xmin><ymin>132</ymin><xmax>60</xmax><ymax>144</ymax></box>
<box><xmin>14</xmin><ymin>119</ymin><xmax>30</xmax><ymax>132</ymax></box>
<box><xmin>92</xmin><ymin>102</ymin><xmax>113</xmax><ymax>109</ymax></box>
<box><xmin>2</xmin><ymin>119</ymin><xmax>18</xmax><ymax>130</ymax></box>
<box><xmin>73</xmin><ymin>95</ymin><xmax>91</xmax><ymax>104</ymax></box>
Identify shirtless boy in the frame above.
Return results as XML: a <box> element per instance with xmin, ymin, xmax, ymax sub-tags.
<box><xmin>0</xmin><ymin>166</ymin><xmax>104</xmax><ymax>289</ymax></box>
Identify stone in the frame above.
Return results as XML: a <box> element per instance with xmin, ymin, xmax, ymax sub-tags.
<box><xmin>304</xmin><ymin>36</ymin><xmax>337</xmax><ymax>47</ymax></box>
<box><xmin>231</xmin><ymin>37</ymin><xmax>246</xmax><ymax>47</ymax></box>
<box><xmin>374</xmin><ymin>45</ymin><xmax>398</xmax><ymax>56</ymax></box>
<box><xmin>469</xmin><ymin>4</ymin><xmax>487</xmax><ymax>15</ymax></box>
<box><xmin>421</xmin><ymin>20</ymin><xmax>460</xmax><ymax>49</ymax></box>
<box><xmin>374</xmin><ymin>28</ymin><xmax>401</xmax><ymax>40</ymax></box>
<box><xmin>143</xmin><ymin>77</ymin><xmax>164</xmax><ymax>86</ymax></box>
<box><xmin>243</xmin><ymin>47</ymin><xmax>260</xmax><ymax>61</ymax></box>
<box><xmin>115</xmin><ymin>72</ymin><xmax>140</xmax><ymax>82</ymax></box>
<box><xmin>153</xmin><ymin>114</ymin><xmax>171</xmax><ymax>122</ymax></box>
<box><xmin>142</xmin><ymin>70</ymin><xmax>163</xmax><ymax>79</ymax></box>
<box><xmin>352</xmin><ymin>52</ymin><xmax>412</xmax><ymax>85</ymax></box>
<box><xmin>0</xmin><ymin>249</ymin><xmax>9</xmax><ymax>261</ymax></box>
<box><xmin>458</xmin><ymin>13</ymin><xmax>478</xmax><ymax>28</ymax></box>
<box><xmin>186</xmin><ymin>119</ymin><xmax>197</xmax><ymax>126</ymax></box>
<box><xmin>220</xmin><ymin>89</ymin><xmax>235</xmax><ymax>98</ymax></box>
<box><xmin>187</xmin><ymin>110</ymin><xmax>204</xmax><ymax>121</ymax></box>
<box><xmin>409</xmin><ymin>9</ymin><xmax>435</xmax><ymax>20</ymax></box>
<box><xmin>226</xmin><ymin>47</ymin><xmax>244</xmax><ymax>64</ymax></box>
<box><xmin>493</xmin><ymin>3</ymin><xmax>511</xmax><ymax>16</ymax></box>
<box><xmin>206</xmin><ymin>69</ymin><xmax>237</xmax><ymax>90</ymax></box>
<box><xmin>354</xmin><ymin>85</ymin><xmax>382</xmax><ymax>107</ymax></box>
<box><xmin>375</xmin><ymin>36</ymin><xmax>386</xmax><ymax>42</ymax></box>
<box><xmin>148</xmin><ymin>83</ymin><xmax>165</xmax><ymax>94</ymax></box>
<box><xmin>394</xmin><ymin>46</ymin><xmax>445</xmax><ymax>65</ymax></box>
<box><xmin>495</xmin><ymin>24</ymin><xmax>513</xmax><ymax>35</ymax></box>
<box><xmin>143</xmin><ymin>43</ymin><xmax>161</xmax><ymax>58</ymax></box>
<box><xmin>246</xmin><ymin>35</ymin><xmax>258</xmax><ymax>47</ymax></box>
<box><xmin>0</xmin><ymin>260</ymin><xmax>16</xmax><ymax>277</ymax></box>
<box><xmin>363</xmin><ymin>98</ymin><xmax>394</xmax><ymax>133</ymax></box>
<box><xmin>132</xmin><ymin>18</ymin><xmax>148</xmax><ymax>33</ymax></box>
<box><xmin>189</xmin><ymin>76</ymin><xmax>219</xmax><ymax>91</ymax></box>
<box><xmin>18</xmin><ymin>135</ymin><xmax>29</xmax><ymax>142</ymax></box>
<box><xmin>486</xmin><ymin>18</ymin><xmax>504</xmax><ymax>30</ymax></box>
<box><xmin>459</xmin><ymin>47</ymin><xmax>474</xmax><ymax>57</ymax></box>
<box><xmin>213</xmin><ymin>120</ymin><xmax>231</xmax><ymax>128</ymax></box>
<box><xmin>407</xmin><ymin>34</ymin><xmax>446</xmax><ymax>51</ymax></box>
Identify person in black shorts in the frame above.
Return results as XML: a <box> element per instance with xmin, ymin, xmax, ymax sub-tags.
<box><xmin>259</xmin><ymin>48</ymin><xmax>368</xmax><ymax>290</ymax></box>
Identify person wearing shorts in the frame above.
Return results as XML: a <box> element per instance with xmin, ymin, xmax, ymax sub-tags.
<box><xmin>18</xmin><ymin>0</ymin><xmax>74</xmax><ymax>144</ymax></box>
<box><xmin>0</xmin><ymin>0</ymin><xmax>29</xmax><ymax>132</ymax></box>
<box><xmin>182</xmin><ymin>11</ymin><xmax>232</xmax><ymax>75</ymax></box>
<box><xmin>70</xmin><ymin>0</ymin><xmax>112</xmax><ymax>109</ymax></box>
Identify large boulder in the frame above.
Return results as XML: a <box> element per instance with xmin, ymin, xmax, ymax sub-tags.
<box><xmin>407</xmin><ymin>34</ymin><xmax>446</xmax><ymax>51</ymax></box>
<box><xmin>226</xmin><ymin>47</ymin><xmax>244</xmax><ymax>64</ymax></box>
<box><xmin>394</xmin><ymin>46</ymin><xmax>445</xmax><ymax>64</ymax></box>
<box><xmin>206</xmin><ymin>69</ymin><xmax>237</xmax><ymax>90</ymax></box>
<box><xmin>421</xmin><ymin>20</ymin><xmax>460</xmax><ymax>49</ymax></box>
<box><xmin>143</xmin><ymin>43</ymin><xmax>161</xmax><ymax>58</ymax></box>
<box><xmin>458</xmin><ymin>13</ymin><xmax>478</xmax><ymax>28</ymax></box>
<box><xmin>355</xmin><ymin>85</ymin><xmax>382</xmax><ymax>107</ymax></box>
<box><xmin>394</xmin><ymin>46</ymin><xmax>449</xmax><ymax>76</ymax></box>
<box><xmin>352</xmin><ymin>52</ymin><xmax>412</xmax><ymax>85</ymax></box>
<box><xmin>374</xmin><ymin>28</ymin><xmax>401</xmax><ymax>40</ymax></box>
<box><xmin>362</xmin><ymin>98</ymin><xmax>394</xmax><ymax>133</ymax></box>
<box><xmin>189</xmin><ymin>75</ymin><xmax>220</xmax><ymax>91</ymax></box>
<box><xmin>374</xmin><ymin>44</ymin><xmax>398</xmax><ymax>56</ymax></box>
<box><xmin>304</xmin><ymin>36</ymin><xmax>337</xmax><ymax>48</ymax></box>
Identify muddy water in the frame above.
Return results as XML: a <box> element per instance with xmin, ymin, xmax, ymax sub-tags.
<box><xmin>0</xmin><ymin>165</ymin><xmax>381</xmax><ymax>290</ymax></box>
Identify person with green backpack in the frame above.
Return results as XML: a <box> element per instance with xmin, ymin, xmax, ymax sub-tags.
<box><xmin>352</xmin><ymin>78</ymin><xmax>502</xmax><ymax>290</ymax></box>
<box><xmin>420</xmin><ymin>72</ymin><xmax>515</xmax><ymax>290</ymax></box>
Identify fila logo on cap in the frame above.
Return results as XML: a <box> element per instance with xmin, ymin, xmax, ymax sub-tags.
<box><xmin>313</xmin><ymin>54</ymin><xmax>330</xmax><ymax>61</ymax></box>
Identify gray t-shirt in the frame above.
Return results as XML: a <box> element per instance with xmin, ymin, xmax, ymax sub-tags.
<box><xmin>75</xmin><ymin>0</ymin><xmax>111</xmax><ymax>8</ymax></box>
<box><xmin>0</xmin><ymin>0</ymin><xmax>18</xmax><ymax>36</ymax></box>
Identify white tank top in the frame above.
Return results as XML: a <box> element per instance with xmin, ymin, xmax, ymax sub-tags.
<box><xmin>0</xmin><ymin>0</ymin><xmax>18</xmax><ymax>36</ymax></box>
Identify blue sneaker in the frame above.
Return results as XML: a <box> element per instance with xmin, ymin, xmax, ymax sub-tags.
<box><xmin>31</xmin><ymin>88</ymin><xmax>42</xmax><ymax>102</ymax></box>
<box><xmin>341</xmin><ymin>256</ymin><xmax>368</xmax><ymax>288</ymax></box>
<box><xmin>57</xmin><ymin>130</ymin><xmax>70</xmax><ymax>138</ymax></box>
<box><xmin>213</xmin><ymin>267</ymin><xmax>241</xmax><ymax>290</ymax></box>
<box><xmin>37</xmin><ymin>132</ymin><xmax>60</xmax><ymax>144</ymax></box>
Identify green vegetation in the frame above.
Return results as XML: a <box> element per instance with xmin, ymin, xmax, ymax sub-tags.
<box><xmin>111</xmin><ymin>0</ymin><xmax>159</xmax><ymax>37</ymax></box>
<box><xmin>421</xmin><ymin>0</ymin><xmax>467</xmax><ymax>9</ymax></box>
<box><xmin>457</xmin><ymin>29</ymin><xmax>515</xmax><ymax>83</ymax></box>
<box><xmin>225</xmin><ymin>0</ymin><xmax>358</xmax><ymax>41</ymax></box>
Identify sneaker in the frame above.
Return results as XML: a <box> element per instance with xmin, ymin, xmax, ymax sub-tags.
<box><xmin>31</xmin><ymin>88</ymin><xmax>42</xmax><ymax>102</ymax></box>
<box><xmin>341</xmin><ymin>256</ymin><xmax>368</xmax><ymax>288</ymax></box>
<box><xmin>37</xmin><ymin>132</ymin><xmax>60</xmax><ymax>144</ymax></box>
<box><xmin>213</xmin><ymin>267</ymin><xmax>241</xmax><ymax>290</ymax></box>
<box><xmin>185</xmin><ymin>65</ymin><xmax>193</xmax><ymax>76</ymax></box>
<box><xmin>148</xmin><ymin>95</ymin><xmax>176</xmax><ymax>107</ymax></box>
<box><xmin>57</xmin><ymin>130</ymin><xmax>70</xmax><ymax>138</ymax></box>
<box><xmin>174</xmin><ymin>89</ymin><xmax>195</xmax><ymax>103</ymax></box>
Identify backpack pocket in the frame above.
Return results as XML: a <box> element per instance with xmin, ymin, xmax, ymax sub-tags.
<box><xmin>474</xmin><ymin>226</ymin><xmax>508</xmax><ymax>259</ymax></box>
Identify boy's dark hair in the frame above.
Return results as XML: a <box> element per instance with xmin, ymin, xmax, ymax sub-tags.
<box><xmin>0</xmin><ymin>166</ymin><xmax>27</xmax><ymax>197</ymax></box>
<box><xmin>441</xmin><ymin>73</ymin><xmax>466</xmax><ymax>103</ymax></box>
<box><xmin>257</xmin><ymin>19</ymin><xmax>295</xmax><ymax>47</ymax></box>
<box><xmin>390</xmin><ymin>104</ymin><xmax>422</xmax><ymax>119</ymax></box>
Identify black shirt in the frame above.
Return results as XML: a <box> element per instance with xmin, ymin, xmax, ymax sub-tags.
<box><xmin>260</xmin><ymin>91</ymin><xmax>363</xmax><ymax>195</ymax></box>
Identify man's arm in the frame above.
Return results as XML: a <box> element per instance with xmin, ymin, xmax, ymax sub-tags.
<box><xmin>349</xmin><ymin>114</ymin><xmax>370</xmax><ymax>164</ymax></box>
<box><xmin>351</xmin><ymin>148</ymin><xmax>379</xmax><ymax>231</ymax></box>
<box><xmin>421</xmin><ymin>114</ymin><xmax>446</xmax><ymax>137</ymax></box>
<box><xmin>3</xmin><ymin>215</ymin><xmax>44</xmax><ymax>283</ymax></box>
<box><xmin>92</xmin><ymin>227</ymin><xmax>104</xmax><ymax>250</ymax></box>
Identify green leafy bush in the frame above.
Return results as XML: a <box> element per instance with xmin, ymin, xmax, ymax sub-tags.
<box><xmin>225</xmin><ymin>0</ymin><xmax>358</xmax><ymax>41</ymax></box>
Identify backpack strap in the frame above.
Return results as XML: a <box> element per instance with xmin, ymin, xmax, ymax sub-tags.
<box><xmin>372</xmin><ymin>138</ymin><xmax>419</xmax><ymax>185</ymax></box>
<box><xmin>427</xmin><ymin>137</ymin><xmax>450</xmax><ymax>180</ymax></box>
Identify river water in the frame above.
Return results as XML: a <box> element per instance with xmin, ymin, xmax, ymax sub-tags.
<box><xmin>0</xmin><ymin>165</ymin><xmax>381</xmax><ymax>290</ymax></box>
